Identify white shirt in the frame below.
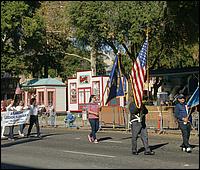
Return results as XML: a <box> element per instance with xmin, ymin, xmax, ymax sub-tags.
<box><xmin>49</xmin><ymin>105</ymin><xmax>55</xmax><ymax>116</ymax></box>
<box><xmin>15</xmin><ymin>106</ymin><xmax>23</xmax><ymax>112</ymax></box>
<box><xmin>6</xmin><ymin>104</ymin><xmax>16</xmax><ymax>111</ymax></box>
<box><xmin>29</xmin><ymin>105</ymin><xmax>39</xmax><ymax>116</ymax></box>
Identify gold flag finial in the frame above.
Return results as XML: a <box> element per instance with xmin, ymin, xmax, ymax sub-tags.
<box><xmin>145</xmin><ymin>27</ymin><xmax>149</xmax><ymax>39</ymax></box>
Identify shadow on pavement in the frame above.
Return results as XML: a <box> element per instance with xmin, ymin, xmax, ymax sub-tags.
<box><xmin>120</xmin><ymin>136</ymin><xmax>132</xmax><ymax>140</ymax></box>
<box><xmin>1</xmin><ymin>163</ymin><xmax>37</xmax><ymax>169</ymax></box>
<box><xmin>1</xmin><ymin>133</ymin><xmax>65</xmax><ymax>148</ymax></box>
<box><xmin>190</xmin><ymin>144</ymin><xmax>199</xmax><ymax>148</ymax></box>
<box><xmin>138</xmin><ymin>142</ymin><xmax>169</xmax><ymax>153</ymax></box>
<box><xmin>98</xmin><ymin>136</ymin><xmax>113</xmax><ymax>141</ymax></box>
<box><xmin>179</xmin><ymin>144</ymin><xmax>199</xmax><ymax>149</ymax></box>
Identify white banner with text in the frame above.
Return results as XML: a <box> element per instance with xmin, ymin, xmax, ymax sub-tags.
<box><xmin>1</xmin><ymin>110</ymin><xmax>30</xmax><ymax>126</ymax></box>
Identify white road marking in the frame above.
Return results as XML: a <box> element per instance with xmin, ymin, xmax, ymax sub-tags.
<box><xmin>63</xmin><ymin>150</ymin><xmax>116</xmax><ymax>158</ymax></box>
<box><xmin>184</xmin><ymin>164</ymin><xmax>190</xmax><ymax>167</ymax></box>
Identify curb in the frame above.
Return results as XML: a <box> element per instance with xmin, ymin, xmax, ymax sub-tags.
<box><xmin>52</xmin><ymin>124</ymin><xmax>199</xmax><ymax>136</ymax></box>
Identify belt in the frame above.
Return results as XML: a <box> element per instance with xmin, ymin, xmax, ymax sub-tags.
<box><xmin>129</xmin><ymin>115</ymin><xmax>141</xmax><ymax>124</ymax></box>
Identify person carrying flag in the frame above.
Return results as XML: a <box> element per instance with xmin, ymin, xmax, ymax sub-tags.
<box><xmin>174</xmin><ymin>94</ymin><xmax>192</xmax><ymax>153</ymax></box>
<box><xmin>129</xmin><ymin>96</ymin><xmax>155</xmax><ymax>155</ymax></box>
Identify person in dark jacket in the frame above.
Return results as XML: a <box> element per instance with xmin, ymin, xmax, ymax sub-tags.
<box><xmin>129</xmin><ymin>96</ymin><xmax>155</xmax><ymax>155</ymax></box>
<box><xmin>174</xmin><ymin>94</ymin><xmax>192</xmax><ymax>153</ymax></box>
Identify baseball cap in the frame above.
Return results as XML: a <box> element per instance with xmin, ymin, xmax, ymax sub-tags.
<box><xmin>177</xmin><ymin>94</ymin><xmax>185</xmax><ymax>99</ymax></box>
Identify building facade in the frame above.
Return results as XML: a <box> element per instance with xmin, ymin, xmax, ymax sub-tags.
<box><xmin>67</xmin><ymin>70</ymin><xmax>127</xmax><ymax>112</ymax></box>
<box><xmin>21</xmin><ymin>78</ymin><xmax>66</xmax><ymax>113</ymax></box>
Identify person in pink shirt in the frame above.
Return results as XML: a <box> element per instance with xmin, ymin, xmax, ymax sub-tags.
<box><xmin>87</xmin><ymin>95</ymin><xmax>100</xmax><ymax>143</ymax></box>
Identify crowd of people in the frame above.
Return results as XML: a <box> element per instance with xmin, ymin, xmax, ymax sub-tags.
<box><xmin>84</xmin><ymin>93</ymin><xmax>196</xmax><ymax>154</ymax></box>
<box><xmin>1</xmin><ymin>97</ymin><xmax>57</xmax><ymax>140</ymax></box>
<box><xmin>1</xmin><ymin>93</ymin><xmax>197</xmax><ymax>155</ymax></box>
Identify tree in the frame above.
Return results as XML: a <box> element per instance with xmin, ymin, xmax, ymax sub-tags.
<box><xmin>1</xmin><ymin>1</ymin><xmax>30</xmax><ymax>75</ymax></box>
<box><xmin>65</xmin><ymin>1</ymin><xmax>168</xmax><ymax>76</ymax></box>
<box><xmin>1</xmin><ymin>1</ymin><xmax>46</xmax><ymax>77</ymax></box>
<box><xmin>162</xmin><ymin>1</ymin><xmax>199</xmax><ymax>67</ymax></box>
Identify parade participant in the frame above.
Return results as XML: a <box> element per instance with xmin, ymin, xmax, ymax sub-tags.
<box><xmin>15</xmin><ymin>101</ymin><xmax>27</xmax><ymax>137</ymax></box>
<box><xmin>27</xmin><ymin>98</ymin><xmax>41</xmax><ymax>138</ymax></box>
<box><xmin>1</xmin><ymin>100</ymin><xmax>7</xmax><ymax>138</ymax></box>
<box><xmin>6</xmin><ymin>99</ymin><xmax>16</xmax><ymax>141</ymax></box>
<box><xmin>87</xmin><ymin>95</ymin><xmax>100</xmax><ymax>143</ymax></box>
<box><xmin>174</xmin><ymin>94</ymin><xmax>192</xmax><ymax>153</ymax></box>
<box><xmin>129</xmin><ymin>96</ymin><xmax>155</xmax><ymax>155</ymax></box>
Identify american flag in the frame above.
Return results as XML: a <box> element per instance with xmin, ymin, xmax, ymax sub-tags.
<box><xmin>130</xmin><ymin>38</ymin><xmax>148</xmax><ymax>108</ymax></box>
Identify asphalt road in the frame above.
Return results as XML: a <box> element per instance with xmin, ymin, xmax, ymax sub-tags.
<box><xmin>1</xmin><ymin>127</ymin><xmax>199</xmax><ymax>169</ymax></box>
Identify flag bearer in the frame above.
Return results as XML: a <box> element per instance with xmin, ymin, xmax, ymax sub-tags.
<box><xmin>129</xmin><ymin>96</ymin><xmax>155</xmax><ymax>155</ymax></box>
<box><xmin>175</xmin><ymin>94</ymin><xmax>192</xmax><ymax>153</ymax></box>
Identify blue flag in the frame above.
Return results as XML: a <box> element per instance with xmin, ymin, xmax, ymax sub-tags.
<box><xmin>187</xmin><ymin>86</ymin><xmax>199</xmax><ymax>108</ymax></box>
<box><xmin>106</xmin><ymin>55</ymin><xmax>125</xmax><ymax>104</ymax></box>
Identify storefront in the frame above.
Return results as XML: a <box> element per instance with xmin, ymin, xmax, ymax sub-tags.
<box><xmin>67</xmin><ymin>70</ymin><xmax>127</xmax><ymax>112</ymax></box>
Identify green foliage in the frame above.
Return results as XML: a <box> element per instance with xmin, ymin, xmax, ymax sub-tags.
<box><xmin>1</xmin><ymin>1</ymin><xmax>199</xmax><ymax>81</ymax></box>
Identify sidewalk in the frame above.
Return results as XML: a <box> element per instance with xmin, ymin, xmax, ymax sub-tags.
<box><xmin>54</xmin><ymin>119</ymin><xmax>199</xmax><ymax>136</ymax></box>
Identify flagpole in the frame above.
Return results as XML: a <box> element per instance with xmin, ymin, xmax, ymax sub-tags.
<box><xmin>145</xmin><ymin>28</ymin><xmax>150</xmax><ymax>104</ymax></box>
<box><xmin>101</xmin><ymin>81</ymin><xmax>109</xmax><ymax>107</ymax></box>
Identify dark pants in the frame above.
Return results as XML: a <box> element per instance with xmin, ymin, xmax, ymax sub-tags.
<box><xmin>131</xmin><ymin>121</ymin><xmax>150</xmax><ymax>153</ymax></box>
<box><xmin>178</xmin><ymin>121</ymin><xmax>191</xmax><ymax>148</ymax></box>
<box><xmin>89</xmin><ymin>119</ymin><xmax>99</xmax><ymax>140</ymax></box>
<box><xmin>8</xmin><ymin>125</ymin><xmax>14</xmax><ymax>139</ymax></box>
<box><xmin>27</xmin><ymin>115</ymin><xmax>40</xmax><ymax>136</ymax></box>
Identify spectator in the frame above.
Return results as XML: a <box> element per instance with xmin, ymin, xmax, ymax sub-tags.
<box><xmin>48</xmin><ymin>103</ymin><xmax>56</xmax><ymax>128</ymax></box>
<box><xmin>40</xmin><ymin>106</ymin><xmax>48</xmax><ymax>128</ymax></box>
<box><xmin>64</xmin><ymin>111</ymin><xmax>76</xmax><ymax>128</ymax></box>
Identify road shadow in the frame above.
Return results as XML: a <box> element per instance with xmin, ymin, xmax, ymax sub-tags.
<box><xmin>138</xmin><ymin>142</ymin><xmax>169</xmax><ymax>153</ymax></box>
<box><xmin>1</xmin><ymin>163</ymin><xmax>37</xmax><ymax>169</ymax></box>
<box><xmin>1</xmin><ymin>133</ymin><xmax>64</xmax><ymax>148</ymax></box>
<box><xmin>98</xmin><ymin>136</ymin><xmax>113</xmax><ymax>142</ymax></box>
<box><xmin>190</xmin><ymin>144</ymin><xmax>199</xmax><ymax>148</ymax></box>
<box><xmin>120</xmin><ymin>136</ymin><xmax>132</xmax><ymax>140</ymax></box>
<box><xmin>179</xmin><ymin>144</ymin><xmax>199</xmax><ymax>149</ymax></box>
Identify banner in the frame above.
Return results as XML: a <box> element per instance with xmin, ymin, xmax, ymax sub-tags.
<box><xmin>1</xmin><ymin>110</ymin><xmax>30</xmax><ymax>126</ymax></box>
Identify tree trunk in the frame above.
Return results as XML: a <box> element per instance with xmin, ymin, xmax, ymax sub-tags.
<box><xmin>44</xmin><ymin>64</ymin><xmax>48</xmax><ymax>78</ymax></box>
<box><xmin>90</xmin><ymin>47</ymin><xmax>97</xmax><ymax>76</ymax></box>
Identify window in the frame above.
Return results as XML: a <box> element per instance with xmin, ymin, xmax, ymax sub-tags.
<box><xmin>78</xmin><ymin>88</ymin><xmax>91</xmax><ymax>104</ymax></box>
<box><xmin>70</xmin><ymin>83</ymin><xmax>77</xmax><ymax>104</ymax></box>
<box><xmin>85</xmin><ymin>89</ymin><xmax>91</xmax><ymax>103</ymax></box>
<box><xmin>38</xmin><ymin>92</ymin><xmax>44</xmax><ymax>105</ymax></box>
<box><xmin>78</xmin><ymin>89</ymin><xmax>84</xmax><ymax>104</ymax></box>
<box><xmin>92</xmin><ymin>81</ymin><xmax>100</xmax><ymax>102</ymax></box>
<box><xmin>48</xmin><ymin>91</ymin><xmax>54</xmax><ymax>105</ymax></box>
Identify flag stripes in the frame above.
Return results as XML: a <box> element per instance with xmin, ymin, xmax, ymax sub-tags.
<box><xmin>131</xmin><ymin>38</ymin><xmax>148</xmax><ymax>108</ymax></box>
